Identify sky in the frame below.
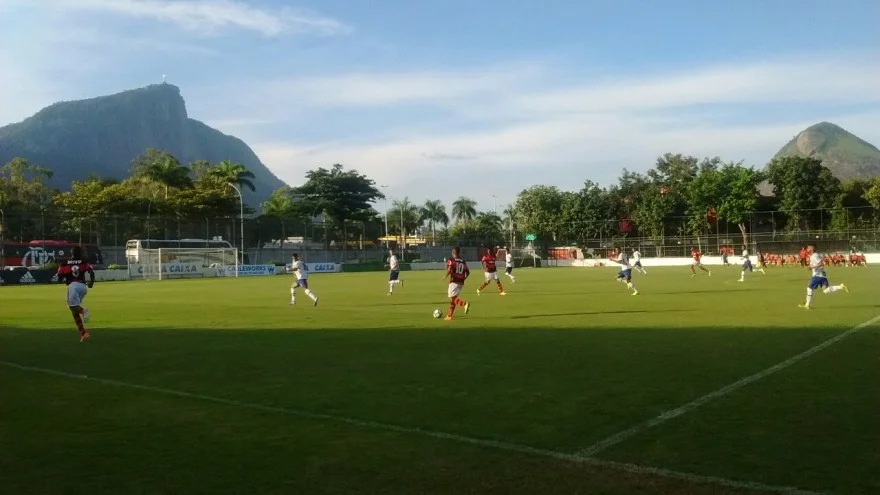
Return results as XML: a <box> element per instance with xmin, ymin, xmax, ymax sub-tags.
<box><xmin>1</xmin><ymin>0</ymin><xmax>879</xmax><ymax>211</ymax></box>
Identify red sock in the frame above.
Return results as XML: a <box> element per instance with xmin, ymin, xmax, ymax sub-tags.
<box><xmin>479</xmin><ymin>282</ymin><xmax>488</xmax><ymax>290</ymax></box>
<box><xmin>448</xmin><ymin>300</ymin><xmax>456</xmax><ymax>316</ymax></box>
<box><xmin>455</xmin><ymin>298</ymin><xmax>466</xmax><ymax>307</ymax></box>
<box><xmin>72</xmin><ymin>313</ymin><xmax>86</xmax><ymax>334</ymax></box>
<box><xmin>497</xmin><ymin>282</ymin><xmax>504</xmax><ymax>292</ymax></box>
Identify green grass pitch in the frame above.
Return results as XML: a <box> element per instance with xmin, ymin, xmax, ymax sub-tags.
<box><xmin>2</xmin><ymin>265</ymin><xmax>879</xmax><ymax>494</ymax></box>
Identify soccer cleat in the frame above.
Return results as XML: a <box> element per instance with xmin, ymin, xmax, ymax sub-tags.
<box><xmin>313</xmin><ymin>297</ymin><xmax>319</xmax><ymax>307</ymax></box>
<box><xmin>82</xmin><ymin>308</ymin><xmax>90</xmax><ymax>323</ymax></box>
<box><xmin>840</xmin><ymin>283</ymin><xmax>849</xmax><ymax>293</ymax></box>
<box><xmin>443</xmin><ymin>315</ymin><xmax>453</xmax><ymax>321</ymax></box>
<box><xmin>289</xmin><ymin>301</ymin><xmax>295</xmax><ymax>305</ymax></box>
<box><xmin>80</xmin><ymin>331</ymin><xmax>90</xmax><ymax>343</ymax></box>
<box><xmin>499</xmin><ymin>292</ymin><xmax>507</xmax><ymax>296</ymax></box>
<box><xmin>476</xmin><ymin>289</ymin><xmax>481</xmax><ymax>295</ymax></box>
<box><xmin>798</xmin><ymin>304</ymin><xmax>811</xmax><ymax>310</ymax></box>
<box><xmin>464</xmin><ymin>302</ymin><xmax>470</xmax><ymax>315</ymax></box>
<box><xmin>632</xmin><ymin>291</ymin><xmax>639</xmax><ymax>296</ymax></box>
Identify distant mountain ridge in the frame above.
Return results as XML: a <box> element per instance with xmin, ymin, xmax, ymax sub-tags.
<box><xmin>772</xmin><ymin>122</ymin><xmax>880</xmax><ymax>181</ymax></box>
<box><xmin>0</xmin><ymin>84</ymin><xmax>285</xmax><ymax>205</ymax></box>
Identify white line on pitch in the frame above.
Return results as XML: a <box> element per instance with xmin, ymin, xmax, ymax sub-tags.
<box><xmin>577</xmin><ymin>314</ymin><xmax>880</xmax><ymax>457</ymax></box>
<box><xmin>1</xmin><ymin>360</ymin><xmax>827</xmax><ymax>495</ymax></box>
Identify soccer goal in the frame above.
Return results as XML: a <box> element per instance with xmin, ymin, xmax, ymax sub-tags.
<box><xmin>138</xmin><ymin>248</ymin><xmax>239</xmax><ymax>280</ymax></box>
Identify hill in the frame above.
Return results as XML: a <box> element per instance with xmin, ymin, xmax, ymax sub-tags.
<box><xmin>0</xmin><ymin>84</ymin><xmax>285</xmax><ymax>205</ymax></box>
<box><xmin>772</xmin><ymin>122</ymin><xmax>880</xmax><ymax>181</ymax></box>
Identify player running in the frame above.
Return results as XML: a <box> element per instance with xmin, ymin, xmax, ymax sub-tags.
<box><xmin>689</xmin><ymin>247</ymin><xmax>711</xmax><ymax>277</ymax></box>
<box><xmin>610</xmin><ymin>248</ymin><xmax>639</xmax><ymax>295</ymax></box>
<box><xmin>799</xmin><ymin>243</ymin><xmax>848</xmax><ymax>309</ymax></box>
<box><xmin>289</xmin><ymin>253</ymin><xmax>318</xmax><ymax>306</ymax></box>
<box><xmin>56</xmin><ymin>245</ymin><xmax>95</xmax><ymax>342</ymax></box>
<box><xmin>444</xmin><ymin>247</ymin><xmax>471</xmax><ymax>320</ymax></box>
<box><xmin>631</xmin><ymin>248</ymin><xmax>647</xmax><ymax>275</ymax></box>
<box><xmin>477</xmin><ymin>246</ymin><xmax>506</xmax><ymax>296</ymax></box>
<box><xmin>503</xmin><ymin>246</ymin><xmax>516</xmax><ymax>283</ymax></box>
<box><xmin>738</xmin><ymin>246</ymin><xmax>754</xmax><ymax>282</ymax></box>
<box><xmin>387</xmin><ymin>249</ymin><xmax>403</xmax><ymax>295</ymax></box>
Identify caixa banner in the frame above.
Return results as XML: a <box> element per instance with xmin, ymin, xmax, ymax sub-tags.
<box><xmin>217</xmin><ymin>265</ymin><xmax>277</xmax><ymax>277</ymax></box>
<box><xmin>307</xmin><ymin>263</ymin><xmax>339</xmax><ymax>273</ymax></box>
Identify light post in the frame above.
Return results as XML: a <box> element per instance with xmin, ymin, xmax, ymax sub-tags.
<box><xmin>381</xmin><ymin>185</ymin><xmax>388</xmax><ymax>248</ymax></box>
<box><xmin>400</xmin><ymin>201</ymin><xmax>405</xmax><ymax>262</ymax></box>
<box><xmin>0</xmin><ymin>208</ymin><xmax>5</xmax><ymax>268</ymax></box>
<box><xmin>227</xmin><ymin>183</ymin><xmax>245</xmax><ymax>263</ymax></box>
<box><xmin>492</xmin><ymin>195</ymin><xmax>497</xmax><ymax>215</ymax></box>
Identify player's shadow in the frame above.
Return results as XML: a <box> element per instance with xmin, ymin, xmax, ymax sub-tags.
<box><xmin>510</xmin><ymin>309</ymin><xmax>689</xmax><ymax>319</ymax></box>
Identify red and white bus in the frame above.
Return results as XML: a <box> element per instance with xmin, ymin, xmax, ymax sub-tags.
<box><xmin>1</xmin><ymin>240</ymin><xmax>104</xmax><ymax>269</ymax></box>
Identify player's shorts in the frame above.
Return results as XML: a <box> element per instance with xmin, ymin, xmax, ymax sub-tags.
<box><xmin>66</xmin><ymin>282</ymin><xmax>88</xmax><ymax>307</ymax></box>
<box><xmin>633</xmin><ymin>260</ymin><xmax>642</xmax><ymax>268</ymax></box>
<box><xmin>617</xmin><ymin>268</ymin><xmax>632</xmax><ymax>281</ymax></box>
<box><xmin>389</xmin><ymin>269</ymin><xmax>400</xmax><ymax>281</ymax></box>
<box><xmin>484</xmin><ymin>271</ymin><xmax>499</xmax><ymax>281</ymax></box>
<box><xmin>292</xmin><ymin>278</ymin><xmax>309</xmax><ymax>289</ymax></box>
<box><xmin>505</xmin><ymin>266</ymin><xmax>513</xmax><ymax>274</ymax></box>
<box><xmin>447</xmin><ymin>282</ymin><xmax>463</xmax><ymax>298</ymax></box>
<box><xmin>691</xmin><ymin>261</ymin><xmax>702</xmax><ymax>267</ymax></box>
<box><xmin>742</xmin><ymin>259</ymin><xmax>752</xmax><ymax>271</ymax></box>
<box><xmin>808</xmin><ymin>276</ymin><xmax>829</xmax><ymax>290</ymax></box>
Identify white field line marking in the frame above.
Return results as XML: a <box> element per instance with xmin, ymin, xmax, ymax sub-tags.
<box><xmin>1</xmin><ymin>360</ymin><xmax>827</xmax><ymax>495</ymax></box>
<box><xmin>578</xmin><ymin>314</ymin><xmax>880</xmax><ymax>457</ymax></box>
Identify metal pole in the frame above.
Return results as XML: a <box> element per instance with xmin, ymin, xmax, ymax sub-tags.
<box><xmin>400</xmin><ymin>202</ymin><xmax>405</xmax><ymax>263</ymax></box>
<box><xmin>227</xmin><ymin>183</ymin><xmax>244</xmax><ymax>264</ymax></box>
<box><xmin>381</xmin><ymin>185</ymin><xmax>388</xmax><ymax>248</ymax></box>
<box><xmin>493</xmin><ymin>195</ymin><xmax>497</xmax><ymax>215</ymax></box>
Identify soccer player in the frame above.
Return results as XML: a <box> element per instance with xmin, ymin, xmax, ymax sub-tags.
<box><xmin>799</xmin><ymin>243</ymin><xmax>848</xmax><ymax>309</ymax></box>
<box><xmin>56</xmin><ymin>245</ymin><xmax>95</xmax><ymax>342</ymax></box>
<box><xmin>610</xmin><ymin>248</ymin><xmax>639</xmax><ymax>295</ymax></box>
<box><xmin>689</xmin><ymin>247</ymin><xmax>711</xmax><ymax>277</ymax></box>
<box><xmin>631</xmin><ymin>248</ymin><xmax>647</xmax><ymax>275</ymax></box>
<box><xmin>387</xmin><ymin>249</ymin><xmax>403</xmax><ymax>295</ymax></box>
<box><xmin>755</xmin><ymin>249</ymin><xmax>767</xmax><ymax>274</ymax></box>
<box><xmin>738</xmin><ymin>246</ymin><xmax>754</xmax><ymax>282</ymax></box>
<box><xmin>289</xmin><ymin>253</ymin><xmax>318</xmax><ymax>306</ymax></box>
<box><xmin>444</xmin><ymin>246</ymin><xmax>471</xmax><ymax>320</ymax></box>
<box><xmin>477</xmin><ymin>246</ymin><xmax>506</xmax><ymax>296</ymax></box>
<box><xmin>503</xmin><ymin>246</ymin><xmax>516</xmax><ymax>283</ymax></box>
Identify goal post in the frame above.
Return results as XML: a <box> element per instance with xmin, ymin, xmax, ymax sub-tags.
<box><xmin>138</xmin><ymin>247</ymin><xmax>239</xmax><ymax>280</ymax></box>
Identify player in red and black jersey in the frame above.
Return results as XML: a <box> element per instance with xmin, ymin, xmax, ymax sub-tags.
<box><xmin>689</xmin><ymin>247</ymin><xmax>711</xmax><ymax>277</ymax></box>
<box><xmin>56</xmin><ymin>246</ymin><xmax>95</xmax><ymax>342</ymax></box>
<box><xmin>443</xmin><ymin>246</ymin><xmax>471</xmax><ymax>320</ymax></box>
<box><xmin>477</xmin><ymin>246</ymin><xmax>506</xmax><ymax>296</ymax></box>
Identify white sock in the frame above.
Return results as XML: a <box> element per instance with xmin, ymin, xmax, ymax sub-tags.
<box><xmin>627</xmin><ymin>282</ymin><xmax>637</xmax><ymax>292</ymax></box>
<box><xmin>388</xmin><ymin>282</ymin><xmax>394</xmax><ymax>293</ymax></box>
<box><xmin>805</xmin><ymin>288</ymin><xmax>814</xmax><ymax>306</ymax></box>
<box><xmin>740</xmin><ymin>271</ymin><xmax>745</xmax><ymax>280</ymax></box>
<box><xmin>305</xmin><ymin>289</ymin><xmax>317</xmax><ymax>302</ymax></box>
<box><xmin>289</xmin><ymin>288</ymin><xmax>296</xmax><ymax>302</ymax></box>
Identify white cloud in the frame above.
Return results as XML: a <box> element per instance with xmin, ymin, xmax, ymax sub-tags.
<box><xmin>53</xmin><ymin>0</ymin><xmax>351</xmax><ymax>37</ymax></box>
<box><xmin>229</xmin><ymin>54</ymin><xmax>880</xmax><ymax>208</ymax></box>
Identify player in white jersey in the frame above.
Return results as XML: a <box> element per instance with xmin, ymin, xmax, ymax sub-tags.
<box><xmin>289</xmin><ymin>253</ymin><xmax>318</xmax><ymax>306</ymax></box>
<box><xmin>387</xmin><ymin>249</ymin><xmax>403</xmax><ymax>295</ymax></box>
<box><xmin>631</xmin><ymin>249</ymin><xmax>647</xmax><ymax>275</ymax></box>
<box><xmin>738</xmin><ymin>247</ymin><xmax>753</xmax><ymax>282</ymax></box>
<box><xmin>798</xmin><ymin>243</ymin><xmax>847</xmax><ymax>309</ymax></box>
<box><xmin>610</xmin><ymin>248</ymin><xmax>639</xmax><ymax>295</ymax></box>
<box><xmin>502</xmin><ymin>246</ymin><xmax>516</xmax><ymax>283</ymax></box>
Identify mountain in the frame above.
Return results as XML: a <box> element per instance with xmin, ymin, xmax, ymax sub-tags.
<box><xmin>0</xmin><ymin>83</ymin><xmax>286</xmax><ymax>205</ymax></box>
<box><xmin>771</xmin><ymin>122</ymin><xmax>880</xmax><ymax>181</ymax></box>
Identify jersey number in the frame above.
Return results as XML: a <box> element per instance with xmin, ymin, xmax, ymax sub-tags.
<box><xmin>454</xmin><ymin>262</ymin><xmax>466</xmax><ymax>274</ymax></box>
<box><xmin>71</xmin><ymin>266</ymin><xmax>81</xmax><ymax>278</ymax></box>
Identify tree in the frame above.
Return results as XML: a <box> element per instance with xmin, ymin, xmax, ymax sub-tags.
<box><xmin>53</xmin><ymin>178</ymin><xmax>127</xmax><ymax>243</ymax></box>
<box><xmin>632</xmin><ymin>187</ymin><xmax>675</xmax><ymax>250</ymax></box>
<box><xmin>133</xmin><ymin>149</ymin><xmax>192</xmax><ymax>199</ymax></box>
<box><xmin>420</xmin><ymin>199</ymin><xmax>449</xmax><ymax>245</ymax></box>
<box><xmin>684</xmin><ymin>167</ymin><xmax>722</xmax><ymax>237</ymax></box>
<box><xmin>559</xmin><ymin>181</ymin><xmax>615</xmax><ymax>243</ymax></box>
<box><xmin>715</xmin><ymin>163</ymin><xmax>764</xmax><ymax>245</ymax></box>
<box><xmin>451</xmin><ymin>196</ymin><xmax>477</xmax><ymax>224</ymax></box>
<box><xmin>388</xmin><ymin>197</ymin><xmax>422</xmax><ymax>240</ymax></box>
<box><xmin>292</xmin><ymin>164</ymin><xmax>383</xmax><ymax>246</ymax></box>
<box><xmin>514</xmin><ymin>185</ymin><xmax>564</xmax><ymax>246</ymax></box>
<box><xmin>260</xmin><ymin>186</ymin><xmax>299</xmax><ymax>245</ymax></box>
<box><xmin>767</xmin><ymin>156</ymin><xmax>841</xmax><ymax>230</ymax></box>
<box><xmin>475</xmin><ymin>211</ymin><xmax>504</xmax><ymax>246</ymax></box>
<box><xmin>208</xmin><ymin>160</ymin><xmax>256</xmax><ymax>192</ymax></box>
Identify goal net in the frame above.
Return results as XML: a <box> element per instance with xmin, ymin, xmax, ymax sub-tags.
<box><xmin>138</xmin><ymin>248</ymin><xmax>239</xmax><ymax>280</ymax></box>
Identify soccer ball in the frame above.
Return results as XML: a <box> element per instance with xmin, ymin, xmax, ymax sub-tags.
<box><xmin>432</xmin><ymin>309</ymin><xmax>442</xmax><ymax>318</ymax></box>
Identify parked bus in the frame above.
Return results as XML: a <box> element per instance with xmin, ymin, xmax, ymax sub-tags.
<box><xmin>125</xmin><ymin>238</ymin><xmax>235</xmax><ymax>264</ymax></box>
<box><xmin>1</xmin><ymin>240</ymin><xmax>104</xmax><ymax>269</ymax></box>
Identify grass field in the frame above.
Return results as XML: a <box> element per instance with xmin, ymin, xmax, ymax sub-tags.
<box><xmin>2</xmin><ymin>265</ymin><xmax>879</xmax><ymax>494</ymax></box>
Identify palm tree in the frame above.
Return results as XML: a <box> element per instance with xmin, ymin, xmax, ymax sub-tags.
<box><xmin>208</xmin><ymin>160</ymin><xmax>256</xmax><ymax>192</ymax></box>
<box><xmin>476</xmin><ymin>211</ymin><xmax>503</xmax><ymax>241</ymax></box>
<box><xmin>420</xmin><ymin>199</ymin><xmax>449</xmax><ymax>246</ymax></box>
<box><xmin>388</xmin><ymin>197</ymin><xmax>422</xmax><ymax>244</ymax></box>
<box><xmin>142</xmin><ymin>153</ymin><xmax>191</xmax><ymax>199</ymax></box>
<box><xmin>452</xmin><ymin>196</ymin><xmax>477</xmax><ymax>224</ymax></box>
<box><xmin>261</xmin><ymin>187</ymin><xmax>297</xmax><ymax>252</ymax></box>
<box><xmin>502</xmin><ymin>205</ymin><xmax>516</xmax><ymax>245</ymax></box>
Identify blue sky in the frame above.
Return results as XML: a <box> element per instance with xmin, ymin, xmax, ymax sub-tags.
<box><xmin>2</xmin><ymin>0</ymin><xmax>879</xmax><ymax>211</ymax></box>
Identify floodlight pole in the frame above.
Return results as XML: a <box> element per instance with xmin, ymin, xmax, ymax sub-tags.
<box><xmin>0</xmin><ymin>208</ymin><xmax>5</xmax><ymax>268</ymax></box>
<box><xmin>227</xmin><ymin>183</ymin><xmax>244</xmax><ymax>264</ymax></box>
<box><xmin>492</xmin><ymin>195</ymin><xmax>497</xmax><ymax>215</ymax></box>
<box><xmin>381</xmin><ymin>185</ymin><xmax>388</xmax><ymax>248</ymax></box>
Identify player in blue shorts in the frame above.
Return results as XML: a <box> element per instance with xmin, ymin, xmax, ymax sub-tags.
<box><xmin>610</xmin><ymin>248</ymin><xmax>639</xmax><ymax>295</ymax></box>
<box><xmin>738</xmin><ymin>246</ymin><xmax>753</xmax><ymax>282</ymax></box>
<box><xmin>799</xmin><ymin>243</ymin><xmax>848</xmax><ymax>309</ymax></box>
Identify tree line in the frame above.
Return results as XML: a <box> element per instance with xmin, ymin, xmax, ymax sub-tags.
<box><xmin>1</xmin><ymin>149</ymin><xmax>879</xmax><ymax>249</ymax></box>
